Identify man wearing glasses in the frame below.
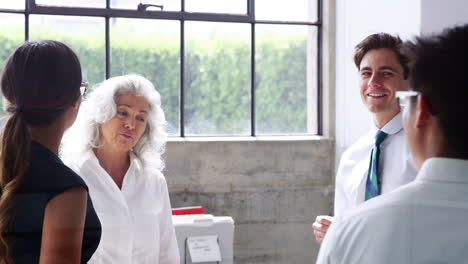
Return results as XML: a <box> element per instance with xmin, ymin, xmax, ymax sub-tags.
<box><xmin>317</xmin><ymin>24</ymin><xmax>468</xmax><ymax>263</ymax></box>
<box><xmin>312</xmin><ymin>33</ymin><xmax>417</xmax><ymax>243</ymax></box>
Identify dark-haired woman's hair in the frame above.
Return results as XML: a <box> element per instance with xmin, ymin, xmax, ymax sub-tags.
<box><xmin>0</xmin><ymin>40</ymin><xmax>82</xmax><ymax>264</ymax></box>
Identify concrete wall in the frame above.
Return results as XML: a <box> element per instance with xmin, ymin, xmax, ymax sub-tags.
<box><xmin>164</xmin><ymin>138</ymin><xmax>334</xmax><ymax>263</ymax></box>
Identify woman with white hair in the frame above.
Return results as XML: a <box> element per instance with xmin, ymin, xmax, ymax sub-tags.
<box><xmin>61</xmin><ymin>74</ymin><xmax>180</xmax><ymax>264</ymax></box>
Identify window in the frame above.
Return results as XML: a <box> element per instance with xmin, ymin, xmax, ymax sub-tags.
<box><xmin>0</xmin><ymin>0</ymin><xmax>321</xmax><ymax>136</ymax></box>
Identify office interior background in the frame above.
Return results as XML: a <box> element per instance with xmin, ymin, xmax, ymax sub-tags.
<box><xmin>0</xmin><ymin>0</ymin><xmax>467</xmax><ymax>263</ymax></box>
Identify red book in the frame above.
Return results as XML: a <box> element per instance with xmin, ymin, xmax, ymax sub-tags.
<box><xmin>171</xmin><ymin>206</ymin><xmax>205</xmax><ymax>215</ymax></box>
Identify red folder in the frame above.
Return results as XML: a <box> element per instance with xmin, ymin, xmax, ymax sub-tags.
<box><xmin>171</xmin><ymin>206</ymin><xmax>205</xmax><ymax>215</ymax></box>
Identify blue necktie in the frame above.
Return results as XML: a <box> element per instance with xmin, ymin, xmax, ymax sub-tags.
<box><xmin>365</xmin><ymin>130</ymin><xmax>388</xmax><ymax>201</ymax></box>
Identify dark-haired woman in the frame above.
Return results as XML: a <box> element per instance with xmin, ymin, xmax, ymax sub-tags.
<box><xmin>0</xmin><ymin>40</ymin><xmax>101</xmax><ymax>264</ymax></box>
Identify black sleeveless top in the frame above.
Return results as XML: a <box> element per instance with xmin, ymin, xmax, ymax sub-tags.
<box><xmin>8</xmin><ymin>141</ymin><xmax>101</xmax><ymax>263</ymax></box>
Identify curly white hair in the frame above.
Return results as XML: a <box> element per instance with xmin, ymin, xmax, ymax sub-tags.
<box><xmin>61</xmin><ymin>74</ymin><xmax>167</xmax><ymax>171</ymax></box>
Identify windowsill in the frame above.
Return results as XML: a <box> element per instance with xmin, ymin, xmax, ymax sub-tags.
<box><xmin>167</xmin><ymin>135</ymin><xmax>331</xmax><ymax>143</ymax></box>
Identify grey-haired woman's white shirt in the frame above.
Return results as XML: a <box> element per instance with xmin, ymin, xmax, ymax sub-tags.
<box><xmin>65</xmin><ymin>150</ymin><xmax>180</xmax><ymax>264</ymax></box>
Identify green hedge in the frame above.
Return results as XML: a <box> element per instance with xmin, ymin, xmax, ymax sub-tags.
<box><xmin>0</xmin><ymin>30</ymin><xmax>312</xmax><ymax>135</ymax></box>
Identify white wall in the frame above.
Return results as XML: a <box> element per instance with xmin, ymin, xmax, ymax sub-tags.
<box><xmin>335</xmin><ymin>0</ymin><xmax>468</xmax><ymax>164</ymax></box>
<box><xmin>421</xmin><ymin>0</ymin><xmax>468</xmax><ymax>35</ymax></box>
<box><xmin>335</xmin><ymin>0</ymin><xmax>421</xmax><ymax>162</ymax></box>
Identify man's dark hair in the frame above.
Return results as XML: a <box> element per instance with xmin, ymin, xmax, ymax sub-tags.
<box><xmin>404</xmin><ymin>24</ymin><xmax>468</xmax><ymax>158</ymax></box>
<box><xmin>353</xmin><ymin>33</ymin><xmax>409</xmax><ymax>79</ymax></box>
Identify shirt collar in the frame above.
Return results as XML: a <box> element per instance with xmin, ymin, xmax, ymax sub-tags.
<box><xmin>73</xmin><ymin>149</ymin><xmax>95</xmax><ymax>167</ymax></box>
<box><xmin>372</xmin><ymin>111</ymin><xmax>403</xmax><ymax>136</ymax></box>
<box><xmin>81</xmin><ymin>148</ymin><xmax>143</xmax><ymax>172</ymax></box>
<box><xmin>128</xmin><ymin>151</ymin><xmax>143</xmax><ymax>171</ymax></box>
<box><xmin>416</xmin><ymin>157</ymin><xmax>468</xmax><ymax>183</ymax></box>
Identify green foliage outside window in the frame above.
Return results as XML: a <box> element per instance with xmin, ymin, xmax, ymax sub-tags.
<box><xmin>0</xmin><ymin>30</ymin><xmax>310</xmax><ymax>135</ymax></box>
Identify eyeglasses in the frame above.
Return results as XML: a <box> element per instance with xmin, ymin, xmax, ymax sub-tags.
<box><xmin>80</xmin><ymin>81</ymin><xmax>88</xmax><ymax>96</ymax></box>
<box><xmin>396</xmin><ymin>91</ymin><xmax>421</xmax><ymax>108</ymax></box>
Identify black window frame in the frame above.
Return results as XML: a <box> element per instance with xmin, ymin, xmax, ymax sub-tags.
<box><xmin>0</xmin><ymin>0</ymin><xmax>323</xmax><ymax>136</ymax></box>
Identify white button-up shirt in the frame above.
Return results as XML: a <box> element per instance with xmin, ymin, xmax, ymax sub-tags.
<box><xmin>334</xmin><ymin>112</ymin><xmax>417</xmax><ymax>217</ymax></box>
<box><xmin>66</xmin><ymin>151</ymin><xmax>180</xmax><ymax>264</ymax></box>
<box><xmin>317</xmin><ymin>158</ymin><xmax>468</xmax><ymax>264</ymax></box>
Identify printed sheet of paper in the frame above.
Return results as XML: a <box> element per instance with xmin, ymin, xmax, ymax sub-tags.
<box><xmin>187</xmin><ymin>235</ymin><xmax>222</xmax><ymax>263</ymax></box>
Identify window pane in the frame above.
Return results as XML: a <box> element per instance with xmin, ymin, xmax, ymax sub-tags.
<box><xmin>36</xmin><ymin>0</ymin><xmax>105</xmax><ymax>8</ymax></box>
<box><xmin>0</xmin><ymin>13</ymin><xmax>24</xmax><ymax>115</ymax></box>
<box><xmin>0</xmin><ymin>13</ymin><xmax>24</xmax><ymax>71</ymax></box>
<box><xmin>185</xmin><ymin>0</ymin><xmax>246</xmax><ymax>14</ymax></box>
<box><xmin>29</xmin><ymin>15</ymin><xmax>105</xmax><ymax>89</ymax></box>
<box><xmin>110</xmin><ymin>18</ymin><xmax>180</xmax><ymax>136</ymax></box>
<box><xmin>255</xmin><ymin>25</ymin><xmax>317</xmax><ymax>135</ymax></box>
<box><xmin>255</xmin><ymin>0</ymin><xmax>318</xmax><ymax>22</ymax></box>
<box><xmin>185</xmin><ymin>21</ymin><xmax>250</xmax><ymax>136</ymax></box>
<box><xmin>110</xmin><ymin>0</ymin><xmax>180</xmax><ymax>11</ymax></box>
<box><xmin>0</xmin><ymin>0</ymin><xmax>24</xmax><ymax>9</ymax></box>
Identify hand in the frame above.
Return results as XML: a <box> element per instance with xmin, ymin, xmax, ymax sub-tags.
<box><xmin>312</xmin><ymin>215</ymin><xmax>335</xmax><ymax>244</ymax></box>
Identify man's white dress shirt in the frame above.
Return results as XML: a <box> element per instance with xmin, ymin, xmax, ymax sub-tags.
<box><xmin>334</xmin><ymin>112</ymin><xmax>417</xmax><ymax>217</ymax></box>
<box><xmin>66</xmin><ymin>150</ymin><xmax>180</xmax><ymax>264</ymax></box>
<box><xmin>317</xmin><ymin>158</ymin><xmax>468</xmax><ymax>264</ymax></box>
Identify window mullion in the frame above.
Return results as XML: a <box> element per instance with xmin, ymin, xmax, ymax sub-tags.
<box><xmin>251</xmin><ymin>23</ymin><xmax>255</xmax><ymax>136</ymax></box>
<box><xmin>317</xmin><ymin>0</ymin><xmax>323</xmax><ymax>135</ymax></box>
<box><xmin>180</xmin><ymin>20</ymin><xmax>185</xmax><ymax>137</ymax></box>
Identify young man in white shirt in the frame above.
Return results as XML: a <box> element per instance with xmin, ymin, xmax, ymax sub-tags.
<box><xmin>312</xmin><ymin>33</ymin><xmax>417</xmax><ymax>243</ymax></box>
<box><xmin>317</xmin><ymin>23</ymin><xmax>468</xmax><ymax>264</ymax></box>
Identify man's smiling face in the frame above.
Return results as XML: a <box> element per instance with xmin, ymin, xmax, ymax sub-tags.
<box><xmin>359</xmin><ymin>48</ymin><xmax>408</xmax><ymax>115</ymax></box>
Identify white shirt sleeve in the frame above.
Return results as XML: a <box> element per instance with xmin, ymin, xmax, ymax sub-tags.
<box><xmin>334</xmin><ymin>151</ymin><xmax>353</xmax><ymax>218</ymax></box>
<box><xmin>157</xmin><ymin>175</ymin><xmax>180</xmax><ymax>264</ymax></box>
<box><xmin>316</xmin><ymin>217</ymin><xmax>341</xmax><ymax>264</ymax></box>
